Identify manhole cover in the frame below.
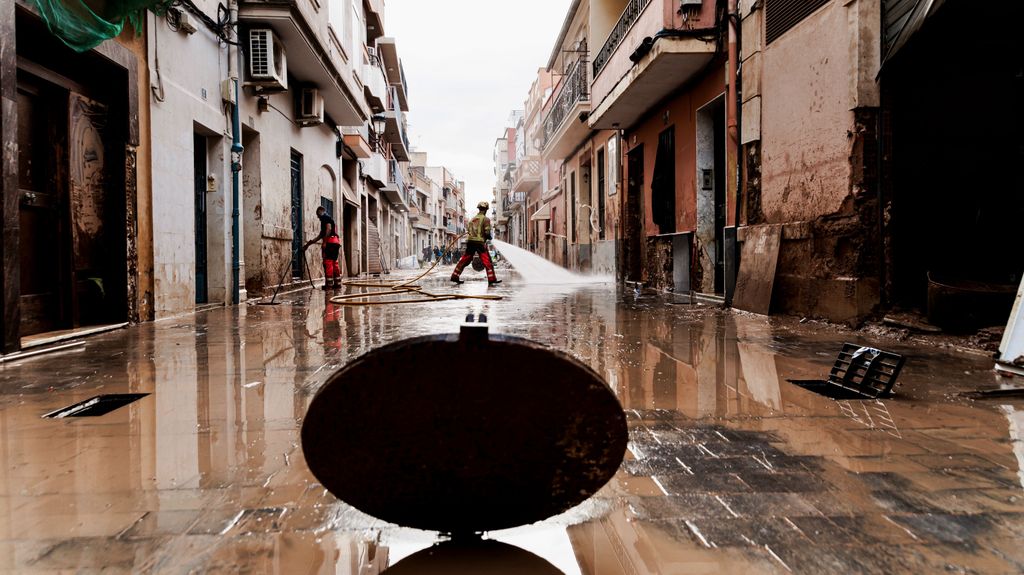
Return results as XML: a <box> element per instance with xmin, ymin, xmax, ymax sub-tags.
<box><xmin>301</xmin><ymin>322</ymin><xmax>627</xmax><ymax>534</ymax></box>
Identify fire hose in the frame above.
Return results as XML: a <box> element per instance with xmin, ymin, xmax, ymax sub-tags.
<box><xmin>328</xmin><ymin>232</ymin><xmax>503</xmax><ymax>307</ymax></box>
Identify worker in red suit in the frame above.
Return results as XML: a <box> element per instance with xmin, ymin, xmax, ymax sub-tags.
<box><xmin>305</xmin><ymin>206</ymin><xmax>343</xmax><ymax>290</ymax></box>
<box><xmin>451</xmin><ymin>202</ymin><xmax>501</xmax><ymax>285</ymax></box>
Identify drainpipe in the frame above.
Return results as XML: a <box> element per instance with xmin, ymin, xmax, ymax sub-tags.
<box><xmin>228</xmin><ymin>0</ymin><xmax>243</xmax><ymax>305</ymax></box>
<box><xmin>727</xmin><ymin>0</ymin><xmax>741</xmax><ymax>305</ymax></box>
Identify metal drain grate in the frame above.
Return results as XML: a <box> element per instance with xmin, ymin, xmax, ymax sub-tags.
<box><xmin>43</xmin><ymin>394</ymin><xmax>150</xmax><ymax>418</ymax></box>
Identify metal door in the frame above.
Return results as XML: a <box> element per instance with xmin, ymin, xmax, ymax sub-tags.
<box><xmin>194</xmin><ymin>134</ymin><xmax>208</xmax><ymax>304</ymax></box>
<box><xmin>291</xmin><ymin>151</ymin><xmax>303</xmax><ymax>278</ymax></box>
<box><xmin>367</xmin><ymin>221</ymin><xmax>383</xmax><ymax>275</ymax></box>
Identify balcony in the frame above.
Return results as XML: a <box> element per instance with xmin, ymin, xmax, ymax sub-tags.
<box><xmin>361</xmin><ymin>151</ymin><xmax>388</xmax><ymax>187</ymax></box>
<box><xmin>365</xmin><ymin>0</ymin><xmax>385</xmax><ymax>41</ymax></box>
<box><xmin>503</xmin><ymin>192</ymin><xmax>526</xmax><ymax>213</ymax></box>
<box><xmin>512</xmin><ymin>157</ymin><xmax>541</xmax><ymax>193</ymax></box>
<box><xmin>341</xmin><ymin>126</ymin><xmax>372</xmax><ymax>158</ymax></box>
<box><xmin>383</xmin><ymin>87</ymin><xmax>410</xmax><ymax>161</ymax></box>
<box><xmin>381</xmin><ymin>159</ymin><xmax>409</xmax><ymax>212</ymax></box>
<box><xmin>542</xmin><ymin>55</ymin><xmax>591</xmax><ymax>160</ymax></box>
<box><xmin>376</xmin><ymin>38</ymin><xmax>410</xmax><ymax>112</ymax></box>
<box><xmin>588</xmin><ymin>0</ymin><xmax>718</xmax><ymax>129</ymax></box>
<box><xmin>363</xmin><ymin>53</ymin><xmax>388</xmax><ymax>113</ymax></box>
<box><xmin>239</xmin><ymin>0</ymin><xmax>366</xmax><ymax>125</ymax></box>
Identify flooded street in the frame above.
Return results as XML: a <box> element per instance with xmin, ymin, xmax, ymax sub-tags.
<box><xmin>1</xmin><ymin>271</ymin><xmax>1023</xmax><ymax>574</ymax></box>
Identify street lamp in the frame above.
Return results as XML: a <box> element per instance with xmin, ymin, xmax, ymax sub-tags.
<box><xmin>371</xmin><ymin>114</ymin><xmax>387</xmax><ymax>138</ymax></box>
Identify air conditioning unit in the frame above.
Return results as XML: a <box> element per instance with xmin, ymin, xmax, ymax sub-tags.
<box><xmin>679</xmin><ymin>0</ymin><xmax>702</xmax><ymax>8</ymax></box>
<box><xmin>297</xmin><ymin>88</ymin><xmax>325</xmax><ymax>126</ymax></box>
<box><xmin>248</xmin><ymin>29</ymin><xmax>288</xmax><ymax>91</ymax></box>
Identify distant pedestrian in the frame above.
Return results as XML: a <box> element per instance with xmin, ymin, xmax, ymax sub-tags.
<box><xmin>304</xmin><ymin>206</ymin><xmax>342</xmax><ymax>291</ymax></box>
<box><xmin>422</xmin><ymin>245</ymin><xmax>431</xmax><ymax>265</ymax></box>
<box><xmin>451</xmin><ymin>202</ymin><xmax>500</xmax><ymax>285</ymax></box>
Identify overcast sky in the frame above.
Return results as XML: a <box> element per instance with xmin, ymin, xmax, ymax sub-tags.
<box><xmin>385</xmin><ymin>0</ymin><xmax>572</xmax><ymax>209</ymax></box>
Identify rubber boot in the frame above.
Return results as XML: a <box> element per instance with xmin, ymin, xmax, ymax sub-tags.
<box><xmin>450</xmin><ymin>275</ymin><xmax>464</xmax><ymax>284</ymax></box>
<box><xmin>488</xmin><ymin>279</ymin><xmax>502</xmax><ymax>285</ymax></box>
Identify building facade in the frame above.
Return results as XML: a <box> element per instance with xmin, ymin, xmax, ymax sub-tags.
<box><xmin>1</xmin><ymin>0</ymin><xmax>449</xmax><ymax>350</ymax></box>
<box><xmin>2</xmin><ymin>1</ymin><xmax>153</xmax><ymax>352</ymax></box>
<box><xmin>507</xmin><ymin>0</ymin><xmax>1024</xmax><ymax>329</ymax></box>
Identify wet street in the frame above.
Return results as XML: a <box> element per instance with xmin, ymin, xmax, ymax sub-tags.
<box><xmin>2</xmin><ymin>270</ymin><xmax>1023</xmax><ymax>574</ymax></box>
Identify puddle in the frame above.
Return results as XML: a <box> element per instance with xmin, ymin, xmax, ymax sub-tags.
<box><xmin>0</xmin><ymin>279</ymin><xmax>1022</xmax><ymax>572</ymax></box>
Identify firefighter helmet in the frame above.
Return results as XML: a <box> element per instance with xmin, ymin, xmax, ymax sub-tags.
<box><xmin>477</xmin><ymin>201</ymin><xmax>490</xmax><ymax>211</ymax></box>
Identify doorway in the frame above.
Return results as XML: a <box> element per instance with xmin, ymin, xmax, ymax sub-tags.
<box><xmin>16</xmin><ymin>72</ymin><xmax>128</xmax><ymax>337</ymax></box>
<box><xmin>696</xmin><ymin>96</ymin><xmax>727</xmax><ymax>295</ymax></box>
<box><xmin>290</xmin><ymin>151</ymin><xmax>303</xmax><ymax>279</ymax></box>
<box><xmin>624</xmin><ymin>145</ymin><xmax>644</xmax><ymax>282</ymax></box>
<box><xmin>885</xmin><ymin>1</ymin><xmax>1024</xmax><ymax>328</ymax></box>
<box><xmin>17</xmin><ymin>78</ymin><xmax>67</xmax><ymax>335</ymax></box>
<box><xmin>194</xmin><ymin>134</ymin><xmax>208</xmax><ymax>304</ymax></box>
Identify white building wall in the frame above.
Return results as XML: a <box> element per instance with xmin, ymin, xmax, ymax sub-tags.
<box><xmin>148</xmin><ymin>12</ymin><xmax>233</xmax><ymax>318</ymax></box>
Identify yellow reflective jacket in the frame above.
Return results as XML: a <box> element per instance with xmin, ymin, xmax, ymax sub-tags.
<box><xmin>467</xmin><ymin>214</ymin><xmax>491</xmax><ymax>243</ymax></box>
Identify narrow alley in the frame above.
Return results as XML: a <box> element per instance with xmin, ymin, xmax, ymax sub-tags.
<box><xmin>2</xmin><ymin>273</ymin><xmax>1022</xmax><ymax>573</ymax></box>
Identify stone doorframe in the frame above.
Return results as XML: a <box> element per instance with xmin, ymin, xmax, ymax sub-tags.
<box><xmin>0</xmin><ymin>3</ymin><xmax>141</xmax><ymax>352</ymax></box>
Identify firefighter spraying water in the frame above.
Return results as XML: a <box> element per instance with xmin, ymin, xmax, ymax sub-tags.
<box><xmin>451</xmin><ymin>202</ymin><xmax>501</xmax><ymax>285</ymax></box>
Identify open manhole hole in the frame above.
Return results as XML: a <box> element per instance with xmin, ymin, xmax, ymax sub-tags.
<box><xmin>43</xmin><ymin>394</ymin><xmax>150</xmax><ymax>418</ymax></box>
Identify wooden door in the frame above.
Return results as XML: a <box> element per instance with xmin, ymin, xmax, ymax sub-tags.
<box><xmin>17</xmin><ymin>83</ymin><xmax>69</xmax><ymax>336</ymax></box>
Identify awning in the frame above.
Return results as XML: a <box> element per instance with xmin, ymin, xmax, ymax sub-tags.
<box><xmin>881</xmin><ymin>0</ymin><xmax>946</xmax><ymax>71</ymax></box>
<box><xmin>530</xmin><ymin>202</ymin><xmax>551</xmax><ymax>222</ymax></box>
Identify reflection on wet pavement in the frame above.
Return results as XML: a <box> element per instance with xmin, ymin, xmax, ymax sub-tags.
<box><xmin>1</xmin><ymin>271</ymin><xmax>1023</xmax><ymax>573</ymax></box>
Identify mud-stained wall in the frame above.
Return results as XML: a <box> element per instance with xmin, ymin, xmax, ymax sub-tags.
<box><xmin>147</xmin><ymin>11</ymin><xmax>230</xmax><ymax>318</ymax></box>
<box><xmin>745</xmin><ymin>0</ymin><xmax>883</xmax><ymax>323</ymax></box>
<box><xmin>242</xmin><ymin>89</ymin><xmax>341</xmax><ymax>295</ymax></box>
<box><xmin>759</xmin><ymin>0</ymin><xmax>880</xmax><ymax>224</ymax></box>
<box><xmin>148</xmin><ymin>7</ymin><xmax>345</xmax><ymax>316</ymax></box>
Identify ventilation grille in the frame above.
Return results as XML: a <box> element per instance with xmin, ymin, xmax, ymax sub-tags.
<box><xmin>250</xmin><ymin>30</ymin><xmax>271</xmax><ymax>77</ymax></box>
<box><xmin>765</xmin><ymin>0</ymin><xmax>832</xmax><ymax>44</ymax></box>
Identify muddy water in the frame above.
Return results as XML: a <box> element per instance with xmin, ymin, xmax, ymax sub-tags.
<box><xmin>1</xmin><ymin>273</ymin><xmax>1023</xmax><ymax>573</ymax></box>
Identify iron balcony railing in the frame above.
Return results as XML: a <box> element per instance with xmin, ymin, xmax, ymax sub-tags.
<box><xmin>388</xmin><ymin>159</ymin><xmax>406</xmax><ymax>203</ymax></box>
<box><xmin>543</xmin><ymin>55</ymin><xmax>590</xmax><ymax>149</ymax></box>
<box><xmin>388</xmin><ymin>87</ymin><xmax>411</xmax><ymax>152</ymax></box>
<box><xmin>593</xmin><ymin>0</ymin><xmax>652</xmax><ymax>78</ymax></box>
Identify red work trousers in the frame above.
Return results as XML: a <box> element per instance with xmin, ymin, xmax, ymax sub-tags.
<box><xmin>322</xmin><ymin>236</ymin><xmax>342</xmax><ymax>280</ymax></box>
<box><xmin>453</xmin><ymin>241</ymin><xmax>496</xmax><ymax>282</ymax></box>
